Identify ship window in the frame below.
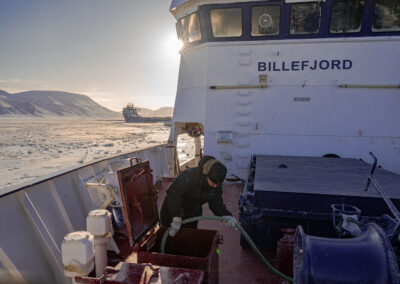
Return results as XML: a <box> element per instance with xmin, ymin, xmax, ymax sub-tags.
<box><xmin>330</xmin><ymin>0</ymin><xmax>365</xmax><ymax>33</ymax></box>
<box><xmin>290</xmin><ymin>2</ymin><xmax>321</xmax><ymax>35</ymax></box>
<box><xmin>178</xmin><ymin>13</ymin><xmax>202</xmax><ymax>43</ymax></box>
<box><xmin>210</xmin><ymin>8</ymin><xmax>242</xmax><ymax>37</ymax></box>
<box><xmin>372</xmin><ymin>0</ymin><xmax>400</xmax><ymax>32</ymax></box>
<box><xmin>251</xmin><ymin>6</ymin><xmax>280</xmax><ymax>36</ymax></box>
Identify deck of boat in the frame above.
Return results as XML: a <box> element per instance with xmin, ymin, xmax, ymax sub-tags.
<box><xmin>254</xmin><ymin>155</ymin><xmax>400</xmax><ymax>197</ymax></box>
<box><xmin>156</xmin><ymin>179</ymin><xmax>284</xmax><ymax>284</ymax></box>
<box><xmin>248</xmin><ymin>155</ymin><xmax>400</xmax><ymax>219</ymax></box>
<box><xmin>155</xmin><ymin>155</ymin><xmax>400</xmax><ymax>284</ymax></box>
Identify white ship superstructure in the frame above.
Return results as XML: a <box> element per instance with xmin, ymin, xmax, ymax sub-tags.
<box><xmin>169</xmin><ymin>0</ymin><xmax>400</xmax><ymax>177</ymax></box>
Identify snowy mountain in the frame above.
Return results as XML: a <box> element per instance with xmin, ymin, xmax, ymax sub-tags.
<box><xmin>0</xmin><ymin>90</ymin><xmax>120</xmax><ymax>118</ymax></box>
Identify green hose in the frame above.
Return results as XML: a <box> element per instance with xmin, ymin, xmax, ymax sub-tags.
<box><xmin>160</xmin><ymin>215</ymin><xmax>294</xmax><ymax>283</ymax></box>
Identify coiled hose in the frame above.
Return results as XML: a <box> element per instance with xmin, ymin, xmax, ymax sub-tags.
<box><xmin>160</xmin><ymin>215</ymin><xmax>293</xmax><ymax>283</ymax></box>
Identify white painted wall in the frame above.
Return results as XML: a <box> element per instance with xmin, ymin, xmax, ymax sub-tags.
<box><xmin>173</xmin><ymin>37</ymin><xmax>400</xmax><ymax>177</ymax></box>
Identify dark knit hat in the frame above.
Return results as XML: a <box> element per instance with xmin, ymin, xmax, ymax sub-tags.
<box><xmin>207</xmin><ymin>162</ymin><xmax>227</xmax><ymax>185</ymax></box>
<box><xmin>198</xmin><ymin>155</ymin><xmax>216</xmax><ymax>168</ymax></box>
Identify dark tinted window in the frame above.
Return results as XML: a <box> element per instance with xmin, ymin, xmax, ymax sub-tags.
<box><xmin>372</xmin><ymin>0</ymin><xmax>400</xmax><ymax>32</ymax></box>
<box><xmin>290</xmin><ymin>3</ymin><xmax>321</xmax><ymax>35</ymax></box>
<box><xmin>330</xmin><ymin>0</ymin><xmax>365</xmax><ymax>33</ymax></box>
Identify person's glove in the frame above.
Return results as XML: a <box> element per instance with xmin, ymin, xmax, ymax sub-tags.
<box><xmin>223</xmin><ymin>216</ymin><xmax>237</xmax><ymax>228</ymax></box>
<box><xmin>169</xmin><ymin>217</ymin><xmax>182</xmax><ymax>237</ymax></box>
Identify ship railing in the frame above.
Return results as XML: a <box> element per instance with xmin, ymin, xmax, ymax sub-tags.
<box><xmin>0</xmin><ymin>142</ymin><xmax>175</xmax><ymax>283</ymax></box>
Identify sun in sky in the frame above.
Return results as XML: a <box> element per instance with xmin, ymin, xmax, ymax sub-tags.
<box><xmin>165</xmin><ymin>34</ymin><xmax>184</xmax><ymax>55</ymax></box>
<box><xmin>0</xmin><ymin>0</ymin><xmax>182</xmax><ymax>111</ymax></box>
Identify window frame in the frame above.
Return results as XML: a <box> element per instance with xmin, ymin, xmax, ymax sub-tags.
<box><xmin>175</xmin><ymin>0</ymin><xmax>400</xmax><ymax>47</ymax></box>
<box><xmin>210</xmin><ymin>7</ymin><xmax>244</xmax><ymax>38</ymax></box>
<box><xmin>251</xmin><ymin>5</ymin><xmax>282</xmax><ymax>37</ymax></box>
<box><xmin>371</xmin><ymin>0</ymin><xmax>400</xmax><ymax>32</ymax></box>
<box><xmin>177</xmin><ymin>12</ymin><xmax>203</xmax><ymax>44</ymax></box>
<box><xmin>329</xmin><ymin>0</ymin><xmax>365</xmax><ymax>34</ymax></box>
<box><xmin>289</xmin><ymin>1</ymin><xmax>322</xmax><ymax>35</ymax></box>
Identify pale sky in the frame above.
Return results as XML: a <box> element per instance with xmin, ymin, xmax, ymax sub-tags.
<box><xmin>0</xmin><ymin>0</ymin><xmax>181</xmax><ymax>111</ymax></box>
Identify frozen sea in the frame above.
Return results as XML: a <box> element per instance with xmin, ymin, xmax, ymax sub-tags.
<box><xmin>0</xmin><ymin>117</ymin><xmax>192</xmax><ymax>189</ymax></box>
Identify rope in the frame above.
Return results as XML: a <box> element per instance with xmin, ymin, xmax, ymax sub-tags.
<box><xmin>160</xmin><ymin>215</ymin><xmax>293</xmax><ymax>282</ymax></box>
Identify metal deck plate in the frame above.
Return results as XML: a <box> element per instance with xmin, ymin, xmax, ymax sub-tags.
<box><xmin>253</xmin><ymin>155</ymin><xmax>400</xmax><ymax>198</ymax></box>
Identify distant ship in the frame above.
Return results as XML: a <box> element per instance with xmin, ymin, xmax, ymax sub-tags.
<box><xmin>122</xmin><ymin>102</ymin><xmax>171</xmax><ymax>123</ymax></box>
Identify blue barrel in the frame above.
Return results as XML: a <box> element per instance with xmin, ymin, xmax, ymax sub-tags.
<box><xmin>293</xmin><ymin>223</ymin><xmax>400</xmax><ymax>284</ymax></box>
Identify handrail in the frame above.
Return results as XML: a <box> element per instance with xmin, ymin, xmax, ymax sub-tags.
<box><xmin>339</xmin><ymin>84</ymin><xmax>400</xmax><ymax>89</ymax></box>
<box><xmin>0</xmin><ymin>143</ymin><xmax>172</xmax><ymax>198</ymax></box>
<box><xmin>365</xmin><ymin>152</ymin><xmax>400</xmax><ymax>223</ymax></box>
<box><xmin>210</xmin><ymin>74</ymin><xmax>267</xmax><ymax>90</ymax></box>
<box><xmin>210</xmin><ymin>84</ymin><xmax>267</xmax><ymax>90</ymax></box>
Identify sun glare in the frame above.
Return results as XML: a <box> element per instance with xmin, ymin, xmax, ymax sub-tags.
<box><xmin>165</xmin><ymin>35</ymin><xmax>184</xmax><ymax>54</ymax></box>
<box><xmin>176</xmin><ymin>39</ymin><xmax>184</xmax><ymax>52</ymax></box>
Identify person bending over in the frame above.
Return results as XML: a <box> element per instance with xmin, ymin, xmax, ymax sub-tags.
<box><xmin>160</xmin><ymin>155</ymin><xmax>237</xmax><ymax>236</ymax></box>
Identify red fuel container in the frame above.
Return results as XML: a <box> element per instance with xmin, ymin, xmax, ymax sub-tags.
<box><xmin>118</xmin><ymin>160</ymin><xmax>221</xmax><ymax>284</ymax></box>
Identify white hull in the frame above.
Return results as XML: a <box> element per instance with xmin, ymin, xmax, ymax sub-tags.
<box><xmin>0</xmin><ymin>145</ymin><xmax>175</xmax><ymax>283</ymax></box>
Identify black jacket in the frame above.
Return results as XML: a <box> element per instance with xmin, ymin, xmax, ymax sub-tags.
<box><xmin>160</xmin><ymin>166</ymin><xmax>232</xmax><ymax>228</ymax></box>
